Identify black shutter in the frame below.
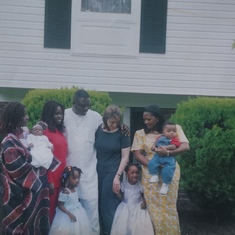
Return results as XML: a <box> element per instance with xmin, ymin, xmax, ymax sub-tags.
<box><xmin>139</xmin><ymin>0</ymin><xmax>168</xmax><ymax>53</ymax></box>
<box><xmin>44</xmin><ymin>0</ymin><xmax>71</xmax><ymax>49</ymax></box>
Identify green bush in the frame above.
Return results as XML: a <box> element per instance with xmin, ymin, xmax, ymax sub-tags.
<box><xmin>22</xmin><ymin>88</ymin><xmax>112</xmax><ymax>128</ymax></box>
<box><xmin>171</xmin><ymin>97</ymin><xmax>235</xmax><ymax>217</ymax></box>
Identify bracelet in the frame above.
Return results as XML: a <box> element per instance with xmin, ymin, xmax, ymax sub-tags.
<box><xmin>117</xmin><ymin>174</ymin><xmax>121</xmax><ymax>177</ymax></box>
<box><xmin>167</xmin><ymin>151</ymin><xmax>170</xmax><ymax>157</ymax></box>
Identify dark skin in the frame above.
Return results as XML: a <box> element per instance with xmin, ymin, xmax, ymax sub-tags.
<box><xmin>37</xmin><ymin>106</ymin><xmax>64</xmax><ymax>195</ymax></box>
<box><xmin>133</xmin><ymin>111</ymin><xmax>190</xmax><ymax>167</ymax></box>
<box><xmin>58</xmin><ymin>170</ymin><xmax>80</xmax><ymax>222</ymax></box>
<box><xmin>114</xmin><ymin>165</ymin><xmax>147</xmax><ymax>210</ymax></box>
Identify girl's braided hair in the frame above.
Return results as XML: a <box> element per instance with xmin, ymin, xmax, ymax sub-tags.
<box><xmin>124</xmin><ymin>162</ymin><xmax>141</xmax><ymax>173</ymax></box>
<box><xmin>61</xmin><ymin>166</ymin><xmax>83</xmax><ymax>188</ymax></box>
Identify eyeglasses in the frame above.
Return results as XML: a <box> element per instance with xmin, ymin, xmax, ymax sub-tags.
<box><xmin>78</xmin><ymin>103</ymin><xmax>90</xmax><ymax>109</ymax></box>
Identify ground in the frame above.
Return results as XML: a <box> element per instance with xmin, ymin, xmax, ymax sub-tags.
<box><xmin>178</xmin><ymin>199</ymin><xmax>235</xmax><ymax>235</ymax></box>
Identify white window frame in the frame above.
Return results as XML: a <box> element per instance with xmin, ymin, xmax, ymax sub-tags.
<box><xmin>71</xmin><ymin>0</ymin><xmax>141</xmax><ymax>57</ymax></box>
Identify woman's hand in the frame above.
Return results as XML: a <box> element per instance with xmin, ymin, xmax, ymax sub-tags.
<box><xmin>151</xmin><ymin>145</ymin><xmax>158</xmax><ymax>152</ymax></box>
<box><xmin>156</xmin><ymin>142</ymin><xmax>190</xmax><ymax>156</ymax></box>
<box><xmin>37</xmin><ymin>121</ymin><xmax>48</xmax><ymax>130</ymax></box>
<box><xmin>113</xmin><ymin>175</ymin><xmax>121</xmax><ymax>193</ymax></box>
<box><xmin>120</xmin><ymin>124</ymin><xmax>130</xmax><ymax>136</ymax></box>
<box><xmin>68</xmin><ymin>212</ymin><xmax>77</xmax><ymax>222</ymax></box>
<box><xmin>155</xmin><ymin>146</ymin><xmax>168</xmax><ymax>156</ymax></box>
<box><xmin>49</xmin><ymin>183</ymin><xmax>55</xmax><ymax>195</ymax></box>
<box><xmin>141</xmin><ymin>200</ymin><xmax>147</xmax><ymax>210</ymax></box>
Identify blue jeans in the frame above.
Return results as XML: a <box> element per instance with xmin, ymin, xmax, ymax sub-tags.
<box><xmin>148</xmin><ymin>154</ymin><xmax>176</xmax><ymax>184</ymax></box>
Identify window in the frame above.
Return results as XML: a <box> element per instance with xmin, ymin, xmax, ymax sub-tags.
<box><xmin>44</xmin><ymin>0</ymin><xmax>71</xmax><ymax>49</ymax></box>
<box><xmin>44</xmin><ymin>0</ymin><xmax>167</xmax><ymax>54</ymax></box>
<box><xmin>81</xmin><ymin>0</ymin><xmax>131</xmax><ymax>13</ymax></box>
<box><xmin>140</xmin><ymin>0</ymin><xmax>167</xmax><ymax>53</ymax></box>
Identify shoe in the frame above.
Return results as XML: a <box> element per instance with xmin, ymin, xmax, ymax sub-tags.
<box><xmin>149</xmin><ymin>175</ymin><xmax>159</xmax><ymax>183</ymax></box>
<box><xmin>160</xmin><ymin>183</ymin><xmax>169</xmax><ymax>195</ymax></box>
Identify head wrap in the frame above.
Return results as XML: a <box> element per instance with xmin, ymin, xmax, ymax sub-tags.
<box><xmin>32</xmin><ymin>124</ymin><xmax>43</xmax><ymax>130</ymax></box>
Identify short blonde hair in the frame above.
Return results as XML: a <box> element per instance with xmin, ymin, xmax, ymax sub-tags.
<box><xmin>102</xmin><ymin>105</ymin><xmax>122</xmax><ymax>130</ymax></box>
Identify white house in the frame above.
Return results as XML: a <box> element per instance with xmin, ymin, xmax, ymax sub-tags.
<box><xmin>0</xmin><ymin>0</ymin><xmax>235</xmax><ymax>130</ymax></box>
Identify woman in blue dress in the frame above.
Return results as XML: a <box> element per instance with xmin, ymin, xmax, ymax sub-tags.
<box><xmin>95</xmin><ymin>105</ymin><xmax>130</xmax><ymax>235</ymax></box>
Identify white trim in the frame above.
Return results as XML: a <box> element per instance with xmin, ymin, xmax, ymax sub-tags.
<box><xmin>71</xmin><ymin>0</ymin><xmax>141</xmax><ymax>57</ymax></box>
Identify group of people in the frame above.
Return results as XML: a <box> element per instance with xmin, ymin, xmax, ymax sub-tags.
<box><xmin>0</xmin><ymin>89</ymin><xmax>189</xmax><ymax>235</ymax></box>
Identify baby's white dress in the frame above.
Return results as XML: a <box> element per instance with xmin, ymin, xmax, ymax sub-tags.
<box><xmin>26</xmin><ymin>134</ymin><xmax>53</xmax><ymax>169</ymax></box>
<box><xmin>110</xmin><ymin>181</ymin><xmax>154</xmax><ymax>235</ymax></box>
<box><xmin>49</xmin><ymin>189</ymin><xmax>91</xmax><ymax>235</ymax></box>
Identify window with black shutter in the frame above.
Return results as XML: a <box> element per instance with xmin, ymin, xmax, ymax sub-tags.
<box><xmin>44</xmin><ymin>0</ymin><xmax>72</xmax><ymax>49</ymax></box>
<box><xmin>139</xmin><ymin>0</ymin><xmax>168</xmax><ymax>54</ymax></box>
<box><xmin>44</xmin><ymin>0</ymin><xmax>167</xmax><ymax>54</ymax></box>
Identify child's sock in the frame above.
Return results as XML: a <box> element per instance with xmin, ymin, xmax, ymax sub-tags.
<box><xmin>149</xmin><ymin>175</ymin><xmax>159</xmax><ymax>183</ymax></box>
<box><xmin>160</xmin><ymin>183</ymin><xmax>169</xmax><ymax>195</ymax></box>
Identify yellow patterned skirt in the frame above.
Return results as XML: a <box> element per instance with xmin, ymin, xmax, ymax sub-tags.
<box><xmin>142</xmin><ymin>162</ymin><xmax>181</xmax><ymax>235</ymax></box>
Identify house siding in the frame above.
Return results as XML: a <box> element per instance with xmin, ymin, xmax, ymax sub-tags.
<box><xmin>0</xmin><ymin>0</ymin><xmax>235</xmax><ymax>97</ymax></box>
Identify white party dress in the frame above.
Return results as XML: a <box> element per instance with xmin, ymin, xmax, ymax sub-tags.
<box><xmin>49</xmin><ymin>189</ymin><xmax>91</xmax><ymax>235</ymax></box>
<box><xmin>110</xmin><ymin>181</ymin><xmax>154</xmax><ymax>235</ymax></box>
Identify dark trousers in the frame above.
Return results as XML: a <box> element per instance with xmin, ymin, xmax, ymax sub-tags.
<box><xmin>98</xmin><ymin>171</ymin><xmax>121</xmax><ymax>235</ymax></box>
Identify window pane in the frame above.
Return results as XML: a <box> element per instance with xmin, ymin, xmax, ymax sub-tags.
<box><xmin>81</xmin><ymin>0</ymin><xmax>131</xmax><ymax>13</ymax></box>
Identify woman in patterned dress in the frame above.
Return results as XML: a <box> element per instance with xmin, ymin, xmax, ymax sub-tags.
<box><xmin>131</xmin><ymin>105</ymin><xmax>189</xmax><ymax>235</ymax></box>
<box><xmin>0</xmin><ymin>102</ymin><xmax>50</xmax><ymax>235</ymax></box>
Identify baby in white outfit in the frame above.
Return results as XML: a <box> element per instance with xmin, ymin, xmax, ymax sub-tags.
<box><xmin>27</xmin><ymin>124</ymin><xmax>54</xmax><ymax>169</ymax></box>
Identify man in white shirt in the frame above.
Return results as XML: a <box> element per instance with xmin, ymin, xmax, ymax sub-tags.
<box><xmin>64</xmin><ymin>89</ymin><xmax>102</xmax><ymax>235</ymax></box>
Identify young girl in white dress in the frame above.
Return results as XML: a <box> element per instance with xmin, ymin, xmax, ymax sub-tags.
<box><xmin>111</xmin><ymin>163</ymin><xmax>154</xmax><ymax>235</ymax></box>
<box><xmin>49</xmin><ymin>166</ymin><xmax>92</xmax><ymax>235</ymax></box>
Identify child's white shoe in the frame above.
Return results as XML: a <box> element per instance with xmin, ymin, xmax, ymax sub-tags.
<box><xmin>160</xmin><ymin>183</ymin><xmax>169</xmax><ymax>195</ymax></box>
<box><xmin>149</xmin><ymin>175</ymin><xmax>159</xmax><ymax>183</ymax></box>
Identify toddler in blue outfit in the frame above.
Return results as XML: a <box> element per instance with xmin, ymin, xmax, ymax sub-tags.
<box><xmin>148</xmin><ymin>122</ymin><xmax>181</xmax><ymax>195</ymax></box>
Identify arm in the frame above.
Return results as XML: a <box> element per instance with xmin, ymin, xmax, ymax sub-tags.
<box><xmin>152</xmin><ymin>138</ymin><xmax>177</xmax><ymax>151</ymax></box>
<box><xmin>132</xmin><ymin>130</ymin><xmax>152</xmax><ymax>167</ymax></box>
<box><xmin>113</xmin><ymin>188</ymin><xmax>123</xmax><ymax>201</ymax></box>
<box><xmin>37</xmin><ymin>121</ymin><xmax>48</xmax><ymax>130</ymax></box>
<box><xmin>47</xmin><ymin>170</ymin><xmax>55</xmax><ymax>195</ymax></box>
<box><xmin>58</xmin><ymin>200</ymin><xmax>77</xmax><ymax>222</ymax></box>
<box><xmin>156</xmin><ymin>142</ymin><xmax>189</xmax><ymax>156</ymax></box>
<box><xmin>133</xmin><ymin>150</ymin><xmax>149</xmax><ymax>167</ymax></box>
<box><xmin>120</xmin><ymin>124</ymin><xmax>130</xmax><ymax>136</ymax></box>
<box><xmin>28</xmin><ymin>143</ymin><xmax>34</xmax><ymax>148</ymax></box>
<box><xmin>113</xmin><ymin>147</ymin><xmax>130</xmax><ymax>193</ymax></box>
<box><xmin>42</xmin><ymin>136</ymin><xmax>54</xmax><ymax>150</ymax></box>
<box><xmin>164</xmin><ymin>144</ymin><xmax>177</xmax><ymax>150</ymax></box>
<box><xmin>153</xmin><ymin>136</ymin><xmax>180</xmax><ymax>152</ymax></box>
<box><xmin>48</xmin><ymin>142</ymin><xmax>54</xmax><ymax>151</ymax></box>
<box><xmin>156</xmin><ymin>125</ymin><xmax>189</xmax><ymax>157</ymax></box>
<box><xmin>141</xmin><ymin>192</ymin><xmax>147</xmax><ymax>209</ymax></box>
<box><xmin>2</xmin><ymin>140</ymin><xmax>42</xmax><ymax>192</ymax></box>
<box><xmin>151</xmin><ymin>138</ymin><xmax>158</xmax><ymax>152</ymax></box>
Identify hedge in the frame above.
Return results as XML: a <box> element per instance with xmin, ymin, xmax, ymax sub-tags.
<box><xmin>171</xmin><ymin>97</ymin><xmax>235</xmax><ymax>216</ymax></box>
<box><xmin>22</xmin><ymin>88</ymin><xmax>112</xmax><ymax>128</ymax></box>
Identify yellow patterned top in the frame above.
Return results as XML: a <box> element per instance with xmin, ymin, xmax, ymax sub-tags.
<box><xmin>131</xmin><ymin>125</ymin><xmax>188</xmax><ymax>235</ymax></box>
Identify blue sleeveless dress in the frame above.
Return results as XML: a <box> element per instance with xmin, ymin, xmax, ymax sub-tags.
<box><xmin>49</xmin><ymin>188</ymin><xmax>91</xmax><ymax>235</ymax></box>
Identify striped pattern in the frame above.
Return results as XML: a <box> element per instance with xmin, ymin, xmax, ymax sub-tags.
<box><xmin>1</xmin><ymin>134</ymin><xmax>50</xmax><ymax>235</ymax></box>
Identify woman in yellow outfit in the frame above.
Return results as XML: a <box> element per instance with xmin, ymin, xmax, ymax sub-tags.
<box><xmin>131</xmin><ymin>105</ymin><xmax>189</xmax><ymax>235</ymax></box>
